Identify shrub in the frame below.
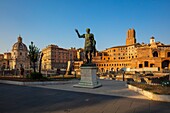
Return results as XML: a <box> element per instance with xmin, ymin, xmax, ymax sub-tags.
<box><xmin>30</xmin><ymin>72</ymin><xmax>42</xmax><ymax>79</ymax></box>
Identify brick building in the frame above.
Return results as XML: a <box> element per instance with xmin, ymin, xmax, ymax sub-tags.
<box><xmin>93</xmin><ymin>29</ymin><xmax>170</xmax><ymax>72</ymax></box>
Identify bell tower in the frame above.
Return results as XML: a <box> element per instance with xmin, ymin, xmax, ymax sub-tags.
<box><xmin>126</xmin><ymin>29</ymin><xmax>136</xmax><ymax>45</ymax></box>
<box><xmin>150</xmin><ymin>36</ymin><xmax>155</xmax><ymax>44</ymax></box>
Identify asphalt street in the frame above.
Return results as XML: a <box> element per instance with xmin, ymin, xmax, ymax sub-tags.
<box><xmin>0</xmin><ymin>83</ymin><xmax>170</xmax><ymax>113</ymax></box>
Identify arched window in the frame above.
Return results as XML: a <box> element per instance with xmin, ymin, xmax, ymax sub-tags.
<box><xmin>167</xmin><ymin>52</ymin><xmax>170</xmax><ymax>57</ymax></box>
<box><xmin>153</xmin><ymin>51</ymin><xmax>158</xmax><ymax>57</ymax></box>
<box><xmin>162</xmin><ymin>60</ymin><xmax>169</xmax><ymax>69</ymax></box>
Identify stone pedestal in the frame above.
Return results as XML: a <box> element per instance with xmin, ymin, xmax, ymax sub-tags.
<box><xmin>74</xmin><ymin>65</ymin><xmax>102</xmax><ymax>88</ymax></box>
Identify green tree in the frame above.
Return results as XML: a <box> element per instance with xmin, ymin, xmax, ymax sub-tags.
<box><xmin>28</xmin><ymin>42</ymin><xmax>40</xmax><ymax>73</ymax></box>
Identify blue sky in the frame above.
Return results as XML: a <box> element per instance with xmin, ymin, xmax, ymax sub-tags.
<box><xmin>0</xmin><ymin>0</ymin><xmax>170</xmax><ymax>53</ymax></box>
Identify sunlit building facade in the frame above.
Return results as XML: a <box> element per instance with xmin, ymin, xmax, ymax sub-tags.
<box><xmin>0</xmin><ymin>53</ymin><xmax>10</xmax><ymax>69</ymax></box>
<box><xmin>42</xmin><ymin>45</ymin><xmax>78</xmax><ymax>70</ymax></box>
<box><xmin>93</xmin><ymin>29</ymin><xmax>170</xmax><ymax>72</ymax></box>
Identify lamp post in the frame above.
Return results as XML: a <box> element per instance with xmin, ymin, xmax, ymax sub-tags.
<box><xmin>122</xmin><ymin>71</ymin><xmax>125</xmax><ymax>81</ymax></box>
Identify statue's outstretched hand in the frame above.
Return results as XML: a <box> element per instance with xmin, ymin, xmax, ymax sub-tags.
<box><xmin>75</xmin><ymin>29</ymin><xmax>78</xmax><ymax>33</ymax></box>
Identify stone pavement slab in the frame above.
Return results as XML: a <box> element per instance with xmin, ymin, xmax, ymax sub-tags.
<box><xmin>31</xmin><ymin>79</ymin><xmax>148</xmax><ymax>100</ymax></box>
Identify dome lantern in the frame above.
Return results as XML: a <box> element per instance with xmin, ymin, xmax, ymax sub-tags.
<box><xmin>18</xmin><ymin>35</ymin><xmax>22</xmax><ymax>43</ymax></box>
<box><xmin>12</xmin><ymin>36</ymin><xmax>28</xmax><ymax>51</ymax></box>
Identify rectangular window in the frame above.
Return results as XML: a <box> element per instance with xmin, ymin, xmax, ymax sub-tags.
<box><xmin>144</xmin><ymin>61</ymin><xmax>148</xmax><ymax>67</ymax></box>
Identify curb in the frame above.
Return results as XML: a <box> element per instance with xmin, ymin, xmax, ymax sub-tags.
<box><xmin>127</xmin><ymin>84</ymin><xmax>170</xmax><ymax>102</ymax></box>
<box><xmin>0</xmin><ymin>80</ymin><xmax>72</xmax><ymax>85</ymax></box>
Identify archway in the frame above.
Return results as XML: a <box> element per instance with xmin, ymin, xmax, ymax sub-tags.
<box><xmin>101</xmin><ymin>68</ymin><xmax>104</xmax><ymax>72</ymax></box>
<box><xmin>106</xmin><ymin>70</ymin><xmax>108</xmax><ymax>73</ymax></box>
<box><xmin>116</xmin><ymin>68</ymin><xmax>119</xmax><ymax>72</ymax></box>
<box><xmin>162</xmin><ymin>60</ymin><xmax>169</xmax><ymax>69</ymax></box>
<box><xmin>153</xmin><ymin>51</ymin><xmax>158</xmax><ymax>57</ymax></box>
<box><xmin>111</xmin><ymin>68</ymin><xmax>114</xmax><ymax>71</ymax></box>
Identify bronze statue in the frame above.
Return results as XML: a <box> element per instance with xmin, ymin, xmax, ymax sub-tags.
<box><xmin>75</xmin><ymin>28</ymin><xmax>96</xmax><ymax>64</ymax></box>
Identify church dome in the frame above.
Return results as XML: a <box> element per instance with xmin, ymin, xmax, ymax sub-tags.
<box><xmin>12</xmin><ymin>36</ymin><xmax>28</xmax><ymax>51</ymax></box>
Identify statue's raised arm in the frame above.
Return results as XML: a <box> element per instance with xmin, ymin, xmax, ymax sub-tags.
<box><xmin>75</xmin><ymin>29</ymin><xmax>85</xmax><ymax>38</ymax></box>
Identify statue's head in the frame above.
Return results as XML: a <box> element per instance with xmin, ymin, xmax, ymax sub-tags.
<box><xmin>86</xmin><ymin>28</ymin><xmax>90</xmax><ymax>33</ymax></box>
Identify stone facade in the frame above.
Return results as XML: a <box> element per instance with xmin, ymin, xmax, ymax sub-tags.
<box><xmin>93</xmin><ymin>29</ymin><xmax>170</xmax><ymax>72</ymax></box>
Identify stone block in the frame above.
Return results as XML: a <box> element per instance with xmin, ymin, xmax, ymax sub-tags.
<box><xmin>73</xmin><ymin>65</ymin><xmax>102</xmax><ymax>88</ymax></box>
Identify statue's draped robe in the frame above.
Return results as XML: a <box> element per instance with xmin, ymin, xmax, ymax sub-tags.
<box><xmin>82</xmin><ymin>33</ymin><xmax>94</xmax><ymax>52</ymax></box>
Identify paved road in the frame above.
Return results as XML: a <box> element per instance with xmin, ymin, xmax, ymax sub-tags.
<box><xmin>0</xmin><ymin>83</ymin><xmax>170</xmax><ymax>113</ymax></box>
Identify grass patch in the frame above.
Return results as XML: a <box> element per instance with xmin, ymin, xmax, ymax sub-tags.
<box><xmin>129</xmin><ymin>82</ymin><xmax>170</xmax><ymax>95</ymax></box>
